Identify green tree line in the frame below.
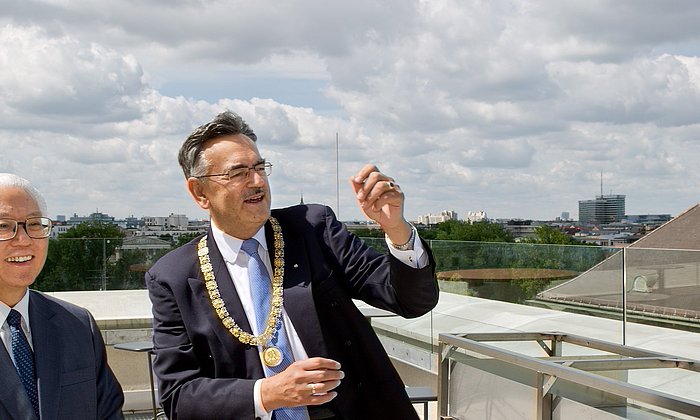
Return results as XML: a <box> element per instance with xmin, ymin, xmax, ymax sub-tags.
<box><xmin>34</xmin><ymin>222</ymin><xmax>201</xmax><ymax>292</ymax></box>
<box><xmin>352</xmin><ymin>220</ymin><xmax>607</xmax><ymax>304</ymax></box>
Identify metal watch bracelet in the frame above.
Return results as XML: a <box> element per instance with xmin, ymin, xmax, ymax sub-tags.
<box><xmin>388</xmin><ymin>223</ymin><xmax>415</xmax><ymax>251</ymax></box>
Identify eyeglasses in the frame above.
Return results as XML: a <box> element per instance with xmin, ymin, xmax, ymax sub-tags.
<box><xmin>0</xmin><ymin>217</ymin><xmax>53</xmax><ymax>241</ymax></box>
<box><xmin>197</xmin><ymin>161</ymin><xmax>272</xmax><ymax>183</ymax></box>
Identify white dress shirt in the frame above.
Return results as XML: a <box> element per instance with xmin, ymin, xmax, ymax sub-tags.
<box><xmin>0</xmin><ymin>290</ymin><xmax>33</xmax><ymax>367</ymax></box>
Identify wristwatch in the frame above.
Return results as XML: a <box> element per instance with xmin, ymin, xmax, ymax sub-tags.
<box><xmin>387</xmin><ymin>223</ymin><xmax>416</xmax><ymax>251</ymax></box>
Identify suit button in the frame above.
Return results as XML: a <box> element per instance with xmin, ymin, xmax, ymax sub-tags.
<box><xmin>344</xmin><ymin>340</ymin><xmax>352</xmax><ymax>347</ymax></box>
<box><xmin>330</xmin><ymin>301</ymin><xmax>338</xmax><ymax>308</ymax></box>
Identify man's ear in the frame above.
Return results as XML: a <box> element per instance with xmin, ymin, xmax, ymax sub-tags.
<box><xmin>187</xmin><ymin>177</ymin><xmax>210</xmax><ymax>210</ymax></box>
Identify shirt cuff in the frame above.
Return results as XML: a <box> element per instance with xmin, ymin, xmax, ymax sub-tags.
<box><xmin>386</xmin><ymin>231</ymin><xmax>429</xmax><ymax>268</ymax></box>
<box><xmin>254</xmin><ymin>379</ymin><xmax>272</xmax><ymax>420</ymax></box>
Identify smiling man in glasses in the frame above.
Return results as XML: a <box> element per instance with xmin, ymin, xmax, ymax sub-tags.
<box><xmin>0</xmin><ymin>173</ymin><xmax>124</xmax><ymax>420</ymax></box>
<box><xmin>147</xmin><ymin>111</ymin><xmax>439</xmax><ymax>420</ymax></box>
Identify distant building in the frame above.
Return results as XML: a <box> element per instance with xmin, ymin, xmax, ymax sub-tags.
<box><xmin>56</xmin><ymin>211</ymin><xmax>211</xmax><ymax>240</ymax></box>
<box><xmin>116</xmin><ymin>236</ymin><xmax>173</xmax><ymax>262</ymax></box>
<box><xmin>67</xmin><ymin>212</ymin><xmax>115</xmax><ymax>226</ymax></box>
<box><xmin>496</xmin><ymin>219</ymin><xmax>541</xmax><ymax>241</ymax></box>
<box><xmin>576</xmin><ymin>232</ymin><xmax>640</xmax><ymax>247</ymax></box>
<box><xmin>622</xmin><ymin>214</ymin><xmax>672</xmax><ymax>225</ymax></box>
<box><xmin>49</xmin><ymin>221</ymin><xmax>72</xmax><ymax>238</ymax></box>
<box><xmin>578</xmin><ymin>194</ymin><xmax>625</xmax><ymax>225</ymax></box>
<box><xmin>343</xmin><ymin>220</ymin><xmax>380</xmax><ymax>230</ymax></box>
<box><xmin>142</xmin><ymin>213</ymin><xmax>189</xmax><ymax>231</ymax></box>
<box><xmin>561</xmin><ymin>212</ymin><xmax>570</xmax><ymax>221</ymax></box>
<box><xmin>118</xmin><ymin>215</ymin><xmax>143</xmax><ymax>229</ymax></box>
<box><xmin>417</xmin><ymin>210</ymin><xmax>457</xmax><ymax>225</ymax></box>
<box><xmin>464</xmin><ymin>210</ymin><xmax>487</xmax><ymax>223</ymax></box>
<box><xmin>166</xmin><ymin>213</ymin><xmax>188</xmax><ymax>229</ymax></box>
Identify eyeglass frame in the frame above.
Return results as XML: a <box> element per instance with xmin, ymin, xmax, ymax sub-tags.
<box><xmin>0</xmin><ymin>217</ymin><xmax>53</xmax><ymax>241</ymax></box>
<box><xmin>195</xmin><ymin>161</ymin><xmax>272</xmax><ymax>182</ymax></box>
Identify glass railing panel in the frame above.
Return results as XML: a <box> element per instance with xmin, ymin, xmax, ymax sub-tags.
<box><xmin>35</xmin><ymin>237</ymin><xmax>173</xmax><ymax>291</ymax></box>
<box><xmin>536</xmin><ymin>247</ymin><xmax>624</xmax><ymax>324</ymax></box>
<box><xmin>428</xmin><ymin>241</ymin><xmax>615</xmax><ymax>305</ymax></box>
<box><xmin>623</xmin><ymin>247</ymin><xmax>700</xmax><ymax>337</ymax></box>
<box><xmin>448</xmin><ymin>360</ymin><xmax>533</xmax><ymax>420</ymax></box>
<box><xmin>622</xmin><ymin>246</ymin><xmax>700</xmax><ymax>410</ymax></box>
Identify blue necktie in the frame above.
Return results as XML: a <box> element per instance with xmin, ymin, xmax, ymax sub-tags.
<box><xmin>8</xmin><ymin>309</ymin><xmax>40</xmax><ymax>418</ymax></box>
<box><xmin>241</xmin><ymin>239</ymin><xmax>307</xmax><ymax>420</ymax></box>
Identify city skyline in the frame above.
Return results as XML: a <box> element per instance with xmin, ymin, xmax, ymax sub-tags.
<box><xmin>2</xmin><ymin>2</ymin><xmax>700</xmax><ymax>221</ymax></box>
<box><xmin>49</xmin><ymin>199</ymin><xmax>673</xmax><ymax>225</ymax></box>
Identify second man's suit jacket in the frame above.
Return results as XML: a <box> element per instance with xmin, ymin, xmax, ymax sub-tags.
<box><xmin>147</xmin><ymin>204</ymin><xmax>438</xmax><ymax>419</ymax></box>
<box><xmin>0</xmin><ymin>290</ymin><xmax>124</xmax><ymax>420</ymax></box>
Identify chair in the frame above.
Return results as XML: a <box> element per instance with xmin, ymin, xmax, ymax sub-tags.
<box><xmin>114</xmin><ymin>341</ymin><xmax>164</xmax><ymax>419</ymax></box>
<box><xmin>406</xmin><ymin>386</ymin><xmax>437</xmax><ymax>419</ymax></box>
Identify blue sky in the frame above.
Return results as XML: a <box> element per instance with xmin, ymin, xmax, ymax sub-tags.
<box><xmin>2</xmin><ymin>0</ymin><xmax>700</xmax><ymax>222</ymax></box>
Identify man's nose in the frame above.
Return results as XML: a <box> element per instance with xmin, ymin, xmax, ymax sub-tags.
<box><xmin>247</xmin><ymin>169</ymin><xmax>267</xmax><ymax>185</ymax></box>
<box><xmin>12</xmin><ymin>224</ymin><xmax>33</xmax><ymax>244</ymax></box>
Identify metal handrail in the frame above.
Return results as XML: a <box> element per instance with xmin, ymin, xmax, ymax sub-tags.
<box><xmin>438</xmin><ymin>332</ymin><xmax>700</xmax><ymax>419</ymax></box>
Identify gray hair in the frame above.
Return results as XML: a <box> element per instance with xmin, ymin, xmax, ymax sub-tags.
<box><xmin>0</xmin><ymin>173</ymin><xmax>48</xmax><ymax>215</ymax></box>
<box><xmin>178</xmin><ymin>110</ymin><xmax>257</xmax><ymax>179</ymax></box>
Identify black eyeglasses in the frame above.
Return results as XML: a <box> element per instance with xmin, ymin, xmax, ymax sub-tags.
<box><xmin>197</xmin><ymin>162</ymin><xmax>272</xmax><ymax>183</ymax></box>
<box><xmin>0</xmin><ymin>217</ymin><xmax>53</xmax><ymax>241</ymax></box>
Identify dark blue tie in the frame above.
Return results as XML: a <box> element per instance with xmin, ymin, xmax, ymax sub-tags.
<box><xmin>7</xmin><ymin>309</ymin><xmax>40</xmax><ymax>418</ymax></box>
<box><xmin>241</xmin><ymin>239</ymin><xmax>307</xmax><ymax>420</ymax></box>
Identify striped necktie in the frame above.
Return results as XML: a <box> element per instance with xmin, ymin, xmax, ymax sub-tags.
<box><xmin>8</xmin><ymin>309</ymin><xmax>40</xmax><ymax>418</ymax></box>
<box><xmin>241</xmin><ymin>238</ymin><xmax>308</xmax><ymax>420</ymax></box>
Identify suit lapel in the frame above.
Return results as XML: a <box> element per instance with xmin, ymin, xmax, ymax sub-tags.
<box><xmin>0</xmin><ymin>340</ymin><xmax>38</xmax><ymax>420</ymax></box>
<box><xmin>29</xmin><ymin>291</ymin><xmax>60</xmax><ymax>420</ymax></box>
<box><xmin>265</xmin><ymin>219</ymin><xmax>328</xmax><ymax>359</ymax></box>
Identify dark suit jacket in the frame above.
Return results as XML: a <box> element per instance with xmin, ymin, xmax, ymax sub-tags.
<box><xmin>147</xmin><ymin>204</ymin><xmax>438</xmax><ymax>420</ymax></box>
<box><xmin>0</xmin><ymin>290</ymin><xmax>124</xmax><ymax>420</ymax></box>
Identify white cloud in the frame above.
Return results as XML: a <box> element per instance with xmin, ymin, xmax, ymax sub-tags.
<box><xmin>2</xmin><ymin>0</ymin><xmax>700</xmax><ymax>222</ymax></box>
<box><xmin>0</xmin><ymin>25</ymin><xmax>147</xmax><ymax>126</ymax></box>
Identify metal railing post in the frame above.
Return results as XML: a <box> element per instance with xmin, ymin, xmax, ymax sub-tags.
<box><xmin>622</xmin><ymin>247</ymin><xmax>627</xmax><ymax>345</ymax></box>
<box><xmin>437</xmin><ymin>339</ymin><xmax>451</xmax><ymax>417</ymax></box>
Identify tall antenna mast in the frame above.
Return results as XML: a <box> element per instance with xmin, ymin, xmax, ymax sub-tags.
<box><xmin>600</xmin><ymin>171</ymin><xmax>603</xmax><ymax>196</ymax></box>
<box><xmin>336</xmin><ymin>132</ymin><xmax>340</xmax><ymax>219</ymax></box>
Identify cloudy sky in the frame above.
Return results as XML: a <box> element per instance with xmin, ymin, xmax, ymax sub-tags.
<box><xmin>2</xmin><ymin>0</ymin><xmax>700</xmax><ymax>222</ymax></box>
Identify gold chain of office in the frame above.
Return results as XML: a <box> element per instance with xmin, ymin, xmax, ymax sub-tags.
<box><xmin>197</xmin><ymin>217</ymin><xmax>285</xmax><ymax>347</ymax></box>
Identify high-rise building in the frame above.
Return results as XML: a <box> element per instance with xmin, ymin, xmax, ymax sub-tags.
<box><xmin>578</xmin><ymin>195</ymin><xmax>625</xmax><ymax>224</ymax></box>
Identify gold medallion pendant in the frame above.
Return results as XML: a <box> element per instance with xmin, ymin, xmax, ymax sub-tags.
<box><xmin>261</xmin><ymin>346</ymin><xmax>283</xmax><ymax>367</ymax></box>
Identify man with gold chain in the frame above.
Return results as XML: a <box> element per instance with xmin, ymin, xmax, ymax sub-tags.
<box><xmin>146</xmin><ymin>111</ymin><xmax>438</xmax><ymax>419</ymax></box>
